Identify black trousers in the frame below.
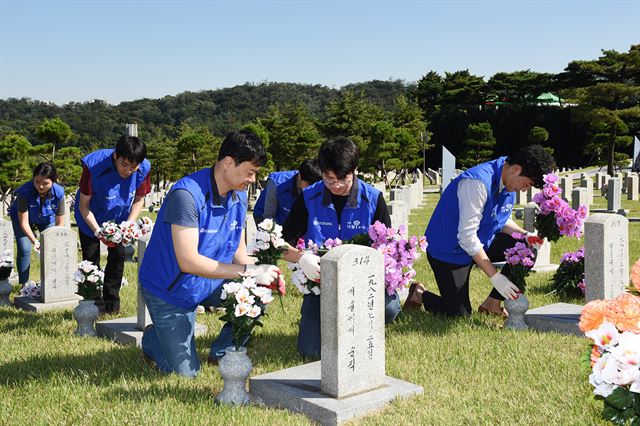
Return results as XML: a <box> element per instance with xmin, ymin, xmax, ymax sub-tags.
<box><xmin>422</xmin><ymin>233</ymin><xmax>533</xmax><ymax>317</ymax></box>
<box><xmin>79</xmin><ymin>231</ymin><xmax>125</xmax><ymax>314</ymax></box>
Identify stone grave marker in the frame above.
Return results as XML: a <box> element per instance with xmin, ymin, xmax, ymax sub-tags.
<box><xmin>559</xmin><ymin>176</ymin><xmax>573</xmax><ymax>203</ymax></box>
<box><xmin>627</xmin><ymin>174</ymin><xmax>639</xmax><ymax>201</ymax></box>
<box><xmin>250</xmin><ymin>245</ymin><xmax>423</xmax><ymax>425</ymax></box>
<box><xmin>571</xmin><ymin>188</ymin><xmax>589</xmax><ymax>224</ymax></box>
<box><xmin>526</xmin><ymin>187</ymin><xmax>540</xmax><ymax>203</ymax></box>
<box><xmin>523</xmin><ymin>203</ymin><xmax>558</xmax><ymax>273</ymax></box>
<box><xmin>388</xmin><ymin>200</ymin><xmax>408</xmax><ymax>230</ymax></box>
<box><xmin>580</xmin><ymin>176</ymin><xmax>594</xmax><ymax>205</ymax></box>
<box><xmin>584</xmin><ymin>213</ymin><xmax>629</xmax><ymax>302</ymax></box>
<box><xmin>607</xmin><ymin>178</ymin><xmax>622</xmax><ymax>212</ymax></box>
<box><xmin>0</xmin><ymin>218</ymin><xmax>13</xmax><ymax>258</ymax></box>
<box><xmin>14</xmin><ymin>226</ymin><xmax>81</xmax><ymax>311</ymax></box>
<box><xmin>441</xmin><ymin>146</ymin><xmax>456</xmax><ymax>193</ymax></box>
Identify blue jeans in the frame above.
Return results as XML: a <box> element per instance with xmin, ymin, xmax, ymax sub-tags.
<box><xmin>297</xmin><ymin>291</ymin><xmax>401</xmax><ymax>359</ymax></box>
<box><xmin>141</xmin><ymin>285</ymin><xmax>242</xmax><ymax>377</ymax></box>
<box><xmin>11</xmin><ymin>218</ymin><xmax>53</xmax><ymax>284</ymax></box>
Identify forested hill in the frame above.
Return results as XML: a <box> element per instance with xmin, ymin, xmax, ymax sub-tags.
<box><xmin>0</xmin><ymin>80</ymin><xmax>411</xmax><ymax>150</ymax></box>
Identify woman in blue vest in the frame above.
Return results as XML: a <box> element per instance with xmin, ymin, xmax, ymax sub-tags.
<box><xmin>403</xmin><ymin>145</ymin><xmax>555</xmax><ymax>317</ymax></box>
<box><xmin>139</xmin><ymin>130</ymin><xmax>280</xmax><ymax>378</ymax></box>
<box><xmin>74</xmin><ymin>135</ymin><xmax>151</xmax><ymax>314</ymax></box>
<box><xmin>281</xmin><ymin>137</ymin><xmax>400</xmax><ymax>360</ymax></box>
<box><xmin>9</xmin><ymin>162</ymin><xmax>65</xmax><ymax>285</ymax></box>
<box><xmin>253</xmin><ymin>158</ymin><xmax>322</xmax><ymax>225</ymax></box>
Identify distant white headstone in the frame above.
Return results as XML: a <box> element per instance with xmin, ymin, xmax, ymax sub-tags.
<box><xmin>441</xmin><ymin>146</ymin><xmax>456</xmax><ymax>193</ymax></box>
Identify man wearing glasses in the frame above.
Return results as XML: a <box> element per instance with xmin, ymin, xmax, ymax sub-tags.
<box><xmin>282</xmin><ymin>137</ymin><xmax>400</xmax><ymax>360</ymax></box>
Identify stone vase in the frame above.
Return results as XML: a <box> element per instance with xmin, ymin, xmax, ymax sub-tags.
<box><xmin>504</xmin><ymin>293</ymin><xmax>529</xmax><ymax>330</ymax></box>
<box><xmin>0</xmin><ymin>279</ymin><xmax>12</xmax><ymax>306</ymax></box>
<box><xmin>73</xmin><ymin>299</ymin><xmax>99</xmax><ymax>336</ymax></box>
<box><xmin>215</xmin><ymin>346</ymin><xmax>253</xmax><ymax>406</ymax></box>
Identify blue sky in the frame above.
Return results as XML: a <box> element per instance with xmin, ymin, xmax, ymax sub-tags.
<box><xmin>1</xmin><ymin>0</ymin><xmax>638</xmax><ymax>105</ymax></box>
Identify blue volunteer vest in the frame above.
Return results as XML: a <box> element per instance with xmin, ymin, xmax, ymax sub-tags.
<box><xmin>139</xmin><ymin>168</ymin><xmax>247</xmax><ymax>308</ymax></box>
<box><xmin>73</xmin><ymin>149</ymin><xmax>151</xmax><ymax>237</ymax></box>
<box><xmin>253</xmin><ymin>170</ymin><xmax>298</xmax><ymax>225</ymax></box>
<box><xmin>9</xmin><ymin>181</ymin><xmax>65</xmax><ymax>226</ymax></box>
<box><xmin>425</xmin><ymin>157</ymin><xmax>515</xmax><ymax>265</ymax></box>
<box><xmin>303</xmin><ymin>178</ymin><xmax>380</xmax><ymax>242</ymax></box>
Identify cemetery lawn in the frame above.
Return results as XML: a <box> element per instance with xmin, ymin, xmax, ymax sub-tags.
<box><xmin>1</xmin><ymin>200</ymin><xmax>636</xmax><ymax>425</ymax></box>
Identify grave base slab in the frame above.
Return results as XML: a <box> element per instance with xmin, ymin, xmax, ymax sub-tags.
<box><xmin>14</xmin><ymin>295</ymin><xmax>81</xmax><ymax>312</ymax></box>
<box><xmin>531</xmin><ymin>263</ymin><xmax>559</xmax><ymax>273</ymax></box>
<box><xmin>250</xmin><ymin>361</ymin><xmax>423</xmax><ymax>426</ymax></box>
<box><xmin>96</xmin><ymin>316</ymin><xmax>208</xmax><ymax>347</ymax></box>
<box><xmin>525</xmin><ymin>302</ymin><xmax>583</xmax><ymax>336</ymax></box>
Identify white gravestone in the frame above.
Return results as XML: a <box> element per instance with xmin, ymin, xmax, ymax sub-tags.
<box><xmin>441</xmin><ymin>146</ymin><xmax>456</xmax><ymax>193</ymax></box>
<box><xmin>523</xmin><ymin>203</ymin><xmax>557</xmax><ymax>273</ymax></box>
<box><xmin>571</xmin><ymin>188</ymin><xmax>589</xmax><ymax>224</ymax></box>
<box><xmin>388</xmin><ymin>200</ymin><xmax>408</xmax><ymax>231</ymax></box>
<box><xmin>626</xmin><ymin>175</ymin><xmax>639</xmax><ymax>201</ymax></box>
<box><xmin>0</xmin><ymin>218</ymin><xmax>13</xmax><ymax>259</ymax></box>
<box><xmin>559</xmin><ymin>176</ymin><xmax>573</xmax><ymax>203</ymax></box>
<box><xmin>584</xmin><ymin>214</ymin><xmax>629</xmax><ymax>302</ymax></box>
<box><xmin>136</xmin><ymin>234</ymin><xmax>152</xmax><ymax>330</ymax></box>
<box><xmin>580</xmin><ymin>176</ymin><xmax>594</xmax><ymax>205</ymax></box>
<box><xmin>595</xmin><ymin>172</ymin><xmax>607</xmax><ymax>190</ymax></box>
<box><xmin>607</xmin><ymin>178</ymin><xmax>622</xmax><ymax>212</ymax></box>
<box><xmin>40</xmin><ymin>227</ymin><xmax>78</xmax><ymax>303</ymax></box>
<box><xmin>321</xmin><ymin>245</ymin><xmax>385</xmax><ymax>398</ymax></box>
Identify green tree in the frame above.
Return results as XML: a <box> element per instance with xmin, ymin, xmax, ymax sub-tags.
<box><xmin>0</xmin><ymin>133</ymin><xmax>34</xmax><ymax>195</ymax></box>
<box><xmin>258</xmin><ymin>102</ymin><xmax>321</xmax><ymax>171</ymax></box>
<box><xmin>35</xmin><ymin>117</ymin><xmax>73</xmax><ymax>160</ymax></box>
<box><xmin>53</xmin><ymin>147</ymin><xmax>83</xmax><ymax>192</ymax></box>
<box><xmin>487</xmin><ymin>71</ymin><xmax>554</xmax><ymax>106</ymax></box>
<box><xmin>442</xmin><ymin>70</ymin><xmax>487</xmax><ymax>109</ymax></box>
<box><xmin>175</xmin><ymin>124</ymin><xmax>220</xmax><ymax>175</ymax></box>
<box><xmin>413</xmin><ymin>71</ymin><xmax>444</xmax><ymax>122</ymax></box>
<box><xmin>459</xmin><ymin>122</ymin><xmax>496</xmax><ymax>168</ymax></box>
<box><xmin>528</xmin><ymin>126</ymin><xmax>549</xmax><ymax>144</ymax></box>
<box><xmin>559</xmin><ymin>45</ymin><xmax>640</xmax><ymax>175</ymax></box>
<box><xmin>146</xmin><ymin>130</ymin><xmax>179</xmax><ymax>190</ymax></box>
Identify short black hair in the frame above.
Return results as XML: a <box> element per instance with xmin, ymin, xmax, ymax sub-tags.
<box><xmin>217</xmin><ymin>129</ymin><xmax>267</xmax><ymax>166</ymax></box>
<box><xmin>318</xmin><ymin>138</ymin><xmax>359</xmax><ymax>179</ymax></box>
<box><xmin>298</xmin><ymin>158</ymin><xmax>322</xmax><ymax>184</ymax></box>
<box><xmin>115</xmin><ymin>135</ymin><xmax>147</xmax><ymax>164</ymax></box>
<box><xmin>506</xmin><ymin>144</ymin><xmax>556</xmax><ymax>188</ymax></box>
<box><xmin>33</xmin><ymin>162</ymin><xmax>58</xmax><ymax>182</ymax></box>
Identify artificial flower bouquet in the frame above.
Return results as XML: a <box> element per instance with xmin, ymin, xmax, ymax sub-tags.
<box><xmin>97</xmin><ymin>220</ymin><xmax>146</xmax><ymax>247</ymax></box>
<box><xmin>246</xmin><ymin>218</ymin><xmax>287</xmax><ymax>298</ymax></box>
<box><xmin>532</xmin><ymin>173</ymin><xmax>588</xmax><ymax>242</ymax></box>
<box><xmin>551</xmin><ymin>247</ymin><xmax>585</xmax><ymax>297</ymax></box>
<box><xmin>502</xmin><ymin>232</ymin><xmax>536</xmax><ymax>294</ymax></box>
<box><xmin>19</xmin><ymin>281</ymin><xmax>41</xmax><ymax>299</ymax></box>
<box><xmin>72</xmin><ymin>260</ymin><xmax>104</xmax><ymax>300</ymax></box>
<box><xmin>0</xmin><ymin>250</ymin><xmax>13</xmax><ymax>280</ymax></box>
<box><xmin>218</xmin><ymin>274</ymin><xmax>275</xmax><ymax>350</ymax></box>
<box><xmin>288</xmin><ymin>221</ymin><xmax>427</xmax><ymax>296</ymax></box>
<box><xmin>136</xmin><ymin>216</ymin><xmax>154</xmax><ymax>236</ymax></box>
<box><xmin>119</xmin><ymin>220</ymin><xmax>141</xmax><ymax>247</ymax></box>
<box><xmin>579</xmin><ymin>288</ymin><xmax>640</xmax><ymax>425</ymax></box>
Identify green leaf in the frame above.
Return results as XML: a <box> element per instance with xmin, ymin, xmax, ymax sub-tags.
<box><xmin>606</xmin><ymin>387</ymin><xmax>634</xmax><ymax>410</ymax></box>
<box><xmin>633</xmin><ymin>393</ymin><xmax>640</xmax><ymax>415</ymax></box>
<box><xmin>602</xmin><ymin>405</ymin><xmax>626</xmax><ymax>425</ymax></box>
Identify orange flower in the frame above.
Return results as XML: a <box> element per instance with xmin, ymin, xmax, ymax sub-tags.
<box><xmin>579</xmin><ymin>300</ymin><xmax>610</xmax><ymax>332</ymax></box>
<box><xmin>631</xmin><ymin>258</ymin><xmax>640</xmax><ymax>292</ymax></box>
<box><xmin>611</xmin><ymin>293</ymin><xmax>640</xmax><ymax>333</ymax></box>
<box><xmin>590</xmin><ymin>345</ymin><xmax>602</xmax><ymax>367</ymax></box>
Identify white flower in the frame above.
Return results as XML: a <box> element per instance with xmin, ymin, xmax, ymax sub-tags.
<box><xmin>255</xmin><ymin>230</ymin><xmax>271</xmax><ymax>243</ymax></box>
<box><xmin>255</xmin><ymin>240</ymin><xmax>269</xmax><ymax>251</ymax></box>
<box><xmin>223</xmin><ymin>281</ymin><xmax>242</xmax><ymax>295</ymax></box>
<box><xmin>589</xmin><ymin>371</ymin><xmax>617</xmax><ymax>398</ymax></box>
<box><xmin>258</xmin><ymin>290</ymin><xmax>274</xmax><ymax>305</ymax></box>
<box><xmin>78</xmin><ymin>260</ymin><xmax>96</xmax><ymax>274</ymax></box>
<box><xmin>72</xmin><ymin>271</ymin><xmax>85</xmax><ymax>283</ymax></box>
<box><xmin>609</xmin><ymin>332</ymin><xmax>640</xmax><ymax>369</ymax></box>
<box><xmin>631</xmin><ymin>377</ymin><xmax>640</xmax><ymax>393</ymax></box>
<box><xmin>586</xmin><ymin>321</ymin><xmax>619</xmax><ymax>350</ymax></box>
<box><xmin>247</xmin><ymin>305</ymin><xmax>261</xmax><ymax>318</ymax></box>
<box><xmin>235</xmin><ymin>287</ymin><xmax>255</xmax><ymax>305</ymax></box>
<box><xmin>259</xmin><ymin>219</ymin><xmax>274</xmax><ymax>232</ymax></box>
<box><xmin>234</xmin><ymin>302</ymin><xmax>251</xmax><ymax>317</ymax></box>
<box><xmin>86</xmin><ymin>274</ymin><xmax>100</xmax><ymax>283</ymax></box>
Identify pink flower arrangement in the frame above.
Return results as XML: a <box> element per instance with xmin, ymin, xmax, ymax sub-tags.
<box><xmin>368</xmin><ymin>221</ymin><xmax>427</xmax><ymax>295</ymax></box>
<box><xmin>551</xmin><ymin>247</ymin><xmax>585</xmax><ymax>297</ymax></box>
<box><xmin>502</xmin><ymin>234</ymin><xmax>536</xmax><ymax>293</ymax></box>
<box><xmin>532</xmin><ymin>173</ymin><xmax>588</xmax><ymax>241</ymax></box>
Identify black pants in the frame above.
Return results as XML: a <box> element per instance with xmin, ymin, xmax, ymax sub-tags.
<box><xmin>422</xmin><ymin>233</ymin><xmax>533</xmax><ymax>317</ymax></box>
<box><xmin>79</xmin><ymin>231</ymin><xmax>125</xmax><ymax>314</ymax></box>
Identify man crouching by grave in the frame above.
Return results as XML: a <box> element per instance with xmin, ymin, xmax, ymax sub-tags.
<box><xmin>138</xmin><ymin>130</ymin><xmax>280</xmax><ymax>378</ymax></box>
<box><xmin>281</xmin><ymin>137</ymin><xmax>400</xmax><ymax>360</ymax></box>
<box><xmin>75</xmin><ymin>135</ymin><xmax>151</xmax><ymax>315</ymax></box>
<box><xmin>403</xmin><ymin>145</ymin><xmax>555</xmax><ymax>318</ymax></box>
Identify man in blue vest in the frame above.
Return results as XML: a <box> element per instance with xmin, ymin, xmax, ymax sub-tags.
<box><xmin>281</xmin><ymin>137</ymin><xmax>400</xmax><ymax>360</ymax></box>
<box><xmin>403</xmin><ymin>145</ymin><xmax>555</xmax><ymax>317</ymax></box>
<box><xmin>75</xmin><ymin>135</ymin><xmax>151</xmax><ymax>314</ymax></box>
<box><xmin>253</xmin><ymin>158</ymin><xmax>321</xmax><ymax>225</ymax></box>
<box><xmin>139</xmin><ymin>130</ymin><xmax>280</xmax><ymax>378</ymax></box>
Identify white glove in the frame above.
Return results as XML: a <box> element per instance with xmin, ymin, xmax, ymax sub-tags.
<box><xmin>32</xmin><ymin>240</ymin><xmax>41</xmax><ymax>254</ymax></box>
<box><xmin>490</xmin><ymin>273</ymin><xmax>519</xmax><ymax>300</ymax></box>
<box><xmin>245</xmin><ymin>264</ymin><xmax>280</xmax><ymax>286</ymax></box>
<box><xmin>299</xmin><ymin>252</ymin><xmax>321</xmax><ymax>282</ymax></box>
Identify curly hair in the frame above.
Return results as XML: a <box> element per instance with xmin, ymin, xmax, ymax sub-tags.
<box><xmin>506</xmin><ymin>145</ymin><xmax>556</xmax><ymax>188</ymax></box>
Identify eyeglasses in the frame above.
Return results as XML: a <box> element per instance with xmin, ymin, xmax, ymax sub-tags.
<box><xmin>322</xmin><ymin>174</ymin><xmax>353</xmax><ymax>188</ymax></box>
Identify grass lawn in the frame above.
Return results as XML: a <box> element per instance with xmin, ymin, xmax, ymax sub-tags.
<box><xmin>1</xmin><ymin>196</ymin><xmax>637</xmax><ymax>425</ymax></box>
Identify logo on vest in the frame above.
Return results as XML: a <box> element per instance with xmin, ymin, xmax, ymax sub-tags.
<box><xmin>312</xmin><ymin>219</ymin><xmax>333</xmax><ymax>227</ymax></box>
<box><xmin>200</xmin><ymin>228</ymin><xmax>218</xmax><ymax>234</ymax></box>
<box><xmin>346</xmin><ymin>219</ymin><xmax>365</xmax><ymax>231</ymax></box>
<box><xmin>229</xmin><ymin>220</ymin><xmax>239</xmax><ymax>231</ymax></box>
<box><xmin>500</xmin><ymin>203</ymin><xmax>513</xmax><ymax>213</ymax></box>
